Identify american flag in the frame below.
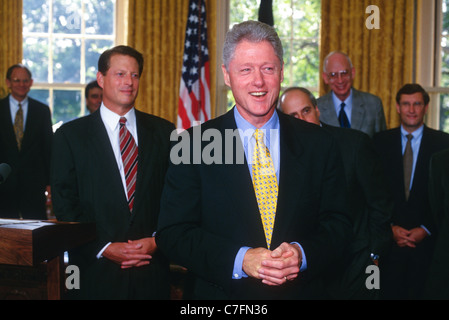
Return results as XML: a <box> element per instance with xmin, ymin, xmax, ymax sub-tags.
<box><xmin>177</xmin><ymin>0</ymin><xmax>211</xmax><ymax>130</ymax></box>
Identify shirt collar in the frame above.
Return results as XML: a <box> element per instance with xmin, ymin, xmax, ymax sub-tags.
<box><xmin>9</xmin><ymin>95</ymin><xmax>28</xmax><ymax>108</ymax></box>
<box><xmin>233</xmin><ymin>106</ymin><xmax>279</xmax><ymax>132</ymax></box>
<box><xmin>332</xmin><ymin>89</ymin><xmax>352</xmax><ymax>106</ymax></box>
<box><xmin>100</xmin><ymin>103</ymin><xmax>136</xmax><ymax>132</ymax></box>
<box><xmin>400</xmin><ymin>124</ymin><xmax>424</xmax><ymax>139</ymax></box>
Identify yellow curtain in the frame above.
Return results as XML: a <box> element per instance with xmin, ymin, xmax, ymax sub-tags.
<box><xmin>127</xmin><ymin>0</ymin><xmax>217</xmax><ymax>124</ymax></box>
<box><xmin>320</xmin><ymin>0</ymin><xmax>415</xmax><ymax>129</ymax></box>
<box><xmin>0</xmin><ymin>0</ymin><xmax>23</xmax><ymax>98</ymax></box>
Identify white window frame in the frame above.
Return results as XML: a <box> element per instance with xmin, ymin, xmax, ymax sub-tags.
<box><xmin>23</xmin><ymin>0</ymin><xmax>126</xmax><ymax>120</ymax></box>
<box><xmin>416</xmin><ymin>0</ymin><xmax>448</xmax><ymax>130</ymax></box>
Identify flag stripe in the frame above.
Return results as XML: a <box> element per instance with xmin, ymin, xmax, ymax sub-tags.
<box><xmin>177</xmin><ymin>0</ymin><xmax>211</xmax><ymax>130</ymax></box>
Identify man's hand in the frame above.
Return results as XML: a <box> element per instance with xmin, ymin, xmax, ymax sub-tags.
<box><xmin>392</xmin><ymin>226</ymin><xmax>427</xmax><ymax>248</ymax></box>
<box><xmin>102</xmin><ymin>237</ymin><xmax>156</xmax><ymax>269</ymax></box>
<box><xmin>242</xmin><ymin>242</ymin><xmax>302</xmax><ymax>286</ymax></box>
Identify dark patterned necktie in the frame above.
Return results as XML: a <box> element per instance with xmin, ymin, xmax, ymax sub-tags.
<box><xmin>14</xmin><ymin>103</ymin><xmax>24</xmax><ymax>150</ymax></box>
<box><xmin>403</xmin><ymin>134</ymin><xmax>413</xmax><ymax>201</ymax></box>
<box><xmin>338</xmin><ymin>102</ymin><xmax>350</xmax><ymax>128</ymax></box>
<box><xmin>119</xmin><ymin>117</ymin><xmax>138</xmax><ymax>212</ymax></box>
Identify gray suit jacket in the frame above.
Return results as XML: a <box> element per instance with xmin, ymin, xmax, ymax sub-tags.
<box><xmin>317</xmin><ymin>88</ymin><xmax>387</xmax><ymax>137</ymax></box>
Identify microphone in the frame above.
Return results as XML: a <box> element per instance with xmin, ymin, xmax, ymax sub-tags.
<box><xmin>0</xmin><ymin>163</ymin><xmax>12</xmax><ymax>184</ymax></box>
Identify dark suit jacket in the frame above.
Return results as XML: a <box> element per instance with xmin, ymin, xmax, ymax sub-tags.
<box><xmin>373</xmin><ymin>126</ymin><xmax>449</xmax><ymax>233</ymax></box>
<box><xmin>373</xmin><ymin>126</ymin><xmax>449</xmax><ymax>298</ymax></box>
<box><xmin>317</xmin><ymin>88</ymin><xmax>387</xmax><ymax>137</ymax></box>
<box><xmin>51</xmin><ymin>108</ymin><xmax>175</xmax><ymax>299</ymax></box>
<box><xmin>0</xmin><ymin>95</ymin><xmax>53</xmax><ymax>219</ymax></box>
<box><xmin>322</xmin><ymin>124</ymin><xmax>393</xmax><ymax>299</ymax></box>
<box><xmin>156</xmin><ymin>109</ymin><xmax>353</xmax><ymax>300</ymax></box>
<box><xmin>425</xmin><ymin>148</ymin><xmax>449</xmax><ymax>299</ymax></box>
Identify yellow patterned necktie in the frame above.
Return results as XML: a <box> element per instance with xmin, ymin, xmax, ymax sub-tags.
<box><xmin>252</xmin><ymin>129</ymin><xmax>278</xmax><ymax>249</ymax></box>
<box><xmin>14</xmin><ymin>103</ymin><xmax>24</xmax><ymax>151</ymax></box>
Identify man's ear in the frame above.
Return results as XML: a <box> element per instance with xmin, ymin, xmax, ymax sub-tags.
<box><xmin>221</xmin><ymin>64</ymin><xmax>231</xmax><ymax>87</ymax></box>
<box><xmin>97</xmin><ymin>72</ymin><xmax>104</xmax><ymax>89</ymax></box>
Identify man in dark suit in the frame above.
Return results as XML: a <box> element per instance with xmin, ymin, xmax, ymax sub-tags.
<box><xmin>51</xmin><ymin>45</ymin><xmax>175</xmax><ymax>299</ymax></box>
<box><xmin>156</xmin><ymin>21</ymin><xmax>352</xmax><ymax>300</ymax></box>
<box><xmin>373</xmin><ymin>83</ymin><xmax>449</xmax><ymax>299</ymax></box>
<box><xmin>0</xmin><ymin>64</ymin><xmax>53</xmax><ymax>220</ymax></box>
<box><xmin>279</xmin><ymin>87</ymin><xmax>393</xmax><ymax>299</ymax></box>
<box><xmin>318</xmin><ymin>51</ymin><xmax>386</xmax><ymax>137</ymax></box>
<box><xmin>424</xmin><ymin>148</ymin><xmax>449</xmax><ymax>299</ymax></box>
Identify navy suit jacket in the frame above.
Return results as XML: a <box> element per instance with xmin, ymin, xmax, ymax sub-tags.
<box><xmin>0</xmin><ymin>95</ymin><xmax>53</xmax><ymax>219</ymax></box>
<box><xmin>373</xmin><ymin>126</ymin><xmax>449</xmax><ymax>233</ymax></box>
<box><xmin>157</xmin><ymin>109</ymin><xmax>352</xmax><ymax>299</ymax></box>
<box><xmin>51</xmin><ymin>108</ymin><xmax>175</xmax><ymax>299</ymax></box>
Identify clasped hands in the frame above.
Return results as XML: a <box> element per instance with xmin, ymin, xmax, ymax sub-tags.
<box><xmin>102</xmin><ymin>237</ymin><xmax>156</xmax><ymax>269</ymax></box>
<box><xmin>392</xmin><ymin>225</ymin><xmax>427</xmax><ymax>248</ymax></box>
<box><xmin>243</xmin><ymin>242</ymin><xmax>301</xmax><ymax>286</ymax></box>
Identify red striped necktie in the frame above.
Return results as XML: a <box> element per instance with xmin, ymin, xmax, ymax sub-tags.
<box><xmin>119</xmin><ymin>117</ymin><xmax>138</xmax><ymax>212</ymax></box>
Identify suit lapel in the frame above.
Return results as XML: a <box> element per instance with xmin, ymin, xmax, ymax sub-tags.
<box><xmin>212</xmin><ymin>109</ymin><xmax>267</xmax><ymax>246</ymax></box>
<box><xmin>132</xmin><ymin>110</ymin><xmax>158</xmax><ymax>217</ymax></box>
<box><xmin>20</xmin><ymin>98</ymin><xmax>39</xmax><ymax>152</ymax></box>
<box><xmin>410</xmin><ymin>126</ymin><xmax>430</xmax><ymax>198</ymax></box>
<box><xmin>88</xmin><ymin>111</ymin><xmax>129</xmax><ymax>213</ymax></box>
<box><xmin>320</xmin><ymin>93</ymin><xmax>340</xmax><ymax>127</ymax></box>
<box><xmin>271</xmin><ymin>112</ymin><xmax>304</xmax><ymax>246</ymax></box>
<box><xmin>0</xmin><ymin>97</ymin><xmax>18</xmax><ymax>154</ymax></box>
<box><xmin>350</xmin><ymin>89</ymin><xmax>366</xmax><ymax>131</ymax></box>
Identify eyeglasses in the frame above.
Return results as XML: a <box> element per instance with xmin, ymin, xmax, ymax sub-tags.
<box><xmin>10</xmin><ymin>78</ymin><xmax>31</xmax><ymax>84</ymax></box>
<box><xmin>326</xmin><ymin>70</ymin><xmax>351</xmax><ymax>82</ymax></box>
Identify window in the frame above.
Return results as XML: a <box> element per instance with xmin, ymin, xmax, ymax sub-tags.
<box><xmin>22</xmin><ymin>0</ymin><xmax>117</xmax><ymax>126</ymax></box>
<box><xmin>438</xmin><ymin>0</ymin><xmax>449</xmax><ymax>131</ymax></box>
<box><xmin>418</xmin><ymin>0</ymin><xmax>449</xmax><ymax>132</ymax></box>
<box><xmin>221</xmin><ymin>0</ymin><xmax>321</xmax><ymax>112</ymax></box>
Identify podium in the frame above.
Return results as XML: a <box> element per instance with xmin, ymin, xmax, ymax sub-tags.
<box><xmin>0</xmin><ymin>219</ymin><xmax>95</xmax><ymax>300</ymax></box>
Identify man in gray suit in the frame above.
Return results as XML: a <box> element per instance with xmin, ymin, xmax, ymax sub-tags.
<box><xmin>317</xmin><ymin>51</ymin><xmax>387</xmax><ymax>137</ymax></box>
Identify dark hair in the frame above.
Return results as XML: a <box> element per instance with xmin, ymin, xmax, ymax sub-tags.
<box><xmin>6</xmin><ymin>64</ymin><xmax>32</xmax><ymax>80</ymax></box>
<box><xmin>396</xmin><ymin>83</ymin><xmax>430</xmax><ymax>105</ymax></box>
<box><xmin>85</xmin><ymin>80</ymin><xmax>101</xmax><ymax>99</ymax></box>
<box><xmin>98</xmin><ymin>45</ymin><xmax>144</xmax><ymax>76</ymax></box>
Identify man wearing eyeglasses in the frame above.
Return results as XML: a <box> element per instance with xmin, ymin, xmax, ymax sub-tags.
<box><xmin>318</xmin><ymin>51</ymin><xmax>386</xmax><ymax>137</ymax></box>
<box><xmin>0</xmin><ymin>64</ymin><xmax>53</xmax><ymax>220</ymax></box>
<box><xmin>373</xmin><ymin>83</ymin><xmax>449</xmax><ymax>299</ymax></box>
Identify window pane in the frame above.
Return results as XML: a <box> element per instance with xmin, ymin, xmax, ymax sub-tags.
<box><xmin>283</xmin><ymin>40</ymin><xmax>320</xmax><ymax>88</ymax></box>
<box><xmin>53</xmin><ymin>38</ymin><xmax>81</xmax><ymax>83</ymax></box>
<box><xmin>229</xmin><ymin>0</ymin><xmax>259</xmax><ymax>25</ymax></box>
<box><xmin>29</xmin><ymin>89</ymin><xmax>50</xmax><ymax>108</ymax></box>
<box><xmin>228</xmin><ymin>0</ymin><xmax>321</xmax><ymax>110</ymax></box>
<box><xmin>53</xmin><ymin>90</ymin><xmax>82</xmax><ymax>123</ymax></box>
<box><xmin>23</xmin><ymin>0</ymin><xmax>49</xmax><ymax>33</ymax></box>
<box><xmin>22</xmin><ymin>0</ymin><xmax>115</xmax><ymax>123</ymax></box>
<box><xmin>291</xmin><ymin>0</ymin><xmax>321</xmax><ymax>40</ymax></box>
<box><xmin>23</xmin><ymin>37</ymin><xmax>49</xmax><ymax>83</ymax></box>
<box><xmin>53</xmin><ymin>0</ymin><xmax>82</xmax><ymax>34</ymax></box>
<box><xmin>85</xmin><ymin>0</ymin><xmax>115</xmax><ymax>35</ymax></box>
<box><xmin>85</xmin><ymin>39</ymin><xmax>114</xmax><ymax>82</ymax></box>
<box><xmin>441</xmin><ymin>36</ymin><xmax>449</xmax><ymax>87</ymax></box>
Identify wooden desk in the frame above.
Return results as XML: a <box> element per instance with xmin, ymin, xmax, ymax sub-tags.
<box><xmin>0</xmin><ymin>219</ymin><xmax>95</xmax><ymax>300</ymax></box>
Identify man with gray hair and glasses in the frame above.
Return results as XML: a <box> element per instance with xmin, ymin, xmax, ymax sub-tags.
<box><xmin>318</xmin><ymin>51</ymin><xmax>386</xmax><ymax>137</ymax></box>
<box><xmin>157</xmin><ymin>21</ymin><xmax>352</xmax><ymax>299</ymax></box>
